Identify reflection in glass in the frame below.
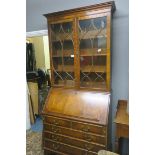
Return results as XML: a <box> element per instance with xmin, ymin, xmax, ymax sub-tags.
<box><xmin>93</xmin><ymin>16</ymin><xmax>107</xmax><ymax>29</ymax></box>
<box><xmin>63</xmin><ymin>40</ymin><xmax>74</xmax><ymax>50</ymax></box>
<box><xmin>80</xmin><ymin>39</ymin><xmax>92</xmax><ymax>49</ymax></box>
<box><xmin>79</xmin><ymin>16</ymin><xmax>107</xmax><ymax>89</ymax></box>
<box><xmin>93</xmin><ymin>37</ymin><xmax>107</xmax><ymax>49</ymax></box>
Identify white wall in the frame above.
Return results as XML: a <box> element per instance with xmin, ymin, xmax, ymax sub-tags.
<box><xmin>29</xmin><ymin>36</ymin><xmax>46</xmax><ymax>70</ymax></box>
<box><xmin>43</xmin><ymin>36</ymin><xmax>50</xmax><ymax>70</ymax></box>
<box><xmin>27</xmin><ymin>36</ymin><xmax>50</xmax><ymax>71</ymax></box>
<box><xmin>26</xmin><ymin>0</ymin><xmax>129</xmax><ymax>150</ymax></box>
<box><xmin>111</xmin><ymin>0</ymin><xmax>129</xmax><ymax>149</ymax></box>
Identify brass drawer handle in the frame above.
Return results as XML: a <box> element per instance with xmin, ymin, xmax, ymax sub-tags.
<box><xmin>85</xmin><ymin>144</ymin><xmax>93</xmax><ymax>151</ymax></box>
<box><xmin>103</xmin><ymin>129</ymin><xmax>106</xmax><ymax>134</ymax></box>
<box><xmin>84</xmin><ymin>133</ymin><xmax>92</xmax><ymax>142</ymax></box>
<box><xmin>53</xmin><ymin>119</ymin><xmax>59</xmax><ymax>125</ymax></box>
<box><xmin>82</xmin><ymin>126</ymin><xmax>90</xmax><ymax>132</ymax></box>
<box><xmin>103</xmin><ymin>131</ymin><xmax>106</xmax><ymax>134</ymax></box>
<box><xmin>51</xmin><ymin>135</ymin><xmax>60</xmax><ymax>141</ymax></box>
<box><xmin>51</xmin><ymin>126</ymin><xmax>61</xmax><ymax>133</ymax></box>
<box><xmin>52</xmin><ymin>143</ymin><xmax>60</xmax><ymax>150</ymax></box>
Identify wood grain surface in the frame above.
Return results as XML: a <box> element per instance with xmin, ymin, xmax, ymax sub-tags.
<box><xmin>43</xmin><ymin>88</ymin><xmax>110</xmax><ymax>125</ymax></box>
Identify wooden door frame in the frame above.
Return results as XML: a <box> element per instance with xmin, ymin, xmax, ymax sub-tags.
<box><xmin>77</xmin><ymin>12</ymin><xmax>111</xmax><ymax>91</ymax></box>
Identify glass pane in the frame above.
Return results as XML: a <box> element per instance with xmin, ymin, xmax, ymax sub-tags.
<box><xmin>93</xmin><ymin>37</ymin><xmax>107</xmax><ymax>49</ymax></box>
<box><xmin>79</xmin><ymin>16</ymin><xmax>107</xmax><ymax>89</ymax></box>
<box><xmin>51</xmin><ymin>21</ymin><xmax>75</xmax><ymax>87</ymax></box>
<box><xmin>80</xmin><ymin>39</ymin><xmax>92</xmax><ymax>49</ymax></box>
<box><xmin>52</xmin><ymin>41</ymin><xmax>62</xmax><ymax>56</ymax></box>
<box><xmin>93</xmin><ymin>56</ymin><xmax>106</xmax><ymax>66</ymax></box>
<box><xmin>80</xmin><ymin>56</ymin><xmax>92</xmax><ymax>72</ymax></box>
<box><xmin>80</xmin><ymin>72</ymin><xmax>106</xmax><ymax>89</ymax></box>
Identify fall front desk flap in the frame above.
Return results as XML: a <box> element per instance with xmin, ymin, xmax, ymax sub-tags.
<box><xmin>43</xmin><ymin>88</ymin><xmax>110</xmax><ymax>125</ymax></box>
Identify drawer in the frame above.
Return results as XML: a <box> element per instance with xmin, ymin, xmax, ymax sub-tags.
<box><xmin>71</xmin><ymin>121</ymin><xmax>106</xmax><ymax>135</ymax></box>
<box><xmin>44</xmin><ymin>131</ymin><xmax>106</xmax><ymax>152</ymax></box>
<box><xmin>44</xmin><ymin>148</ymin><xmax>67</xmax><ymax>155</ymax></box>
<box><xmin>44</xmin><ymin>148</ymin><xmax>97</xmax><ymax>155</ymax></box>
<box><xmin>44</xmin><ymin>116</ymin><xmax>71</xmax><ymax>128</ymax></box>
<box><xmin>116</xmin><ymin>124</ymin><xmax>129</xmax><ymax>138</ymax></box>
<box><xmin>44</xmin><ymin>123</ymin><xmax>106</xmax><ymax>145</ymax></box>
<box><xmin>44</xmin><ymin>116</ymin><xmax>106</xmax><ymax>136</ymax></box>
<box><xmin>44</xmin><ymin>138</ymin><xmax>97</xmax><ymax>155</ymax></box>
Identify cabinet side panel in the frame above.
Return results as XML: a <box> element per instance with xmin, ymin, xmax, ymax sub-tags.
<box><xmin>106</xmin><ymin>12</ymin><xmax>112</xmax><ymax>92</ymax></box>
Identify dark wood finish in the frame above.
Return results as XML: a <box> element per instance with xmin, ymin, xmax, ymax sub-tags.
<box><xmin>44</xmin><ymin>131</ymin><xmax>106</xmax><ymax>151</ymax></box>
<box><xmin>44</xmin><ymin>123</ymin><xmax>106</xmax><ymax>144</ymax></box>
<box><xmin>44</xmin><ymin>138</ymin><xmax>98</xmax><ymax>155</ymax></box>
<box><xmin>45</xmin><ymin>136</ymin><xmax>105</xmax><ymax>152</ymax></box>
<box><xmin>114</xmin><ymin>100</ymin><xmax>129</xmax><ymax>152</ymax></box>
<box><xmin>44</xmin><ymin>148</ymin><xmax>67</xmax><ymax>155</ymax></box>
<box><xmin>44</xmin><ymin>115</ymin><xmax>107</xmax><ymax>135</ymax></box>
<box><xmin>43</xmin><ymin>2</ymin><xmax>115</xmax><ymax>155</ymax></box>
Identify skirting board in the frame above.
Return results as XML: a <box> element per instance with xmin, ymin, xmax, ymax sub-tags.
<box><xmin>26</xmin><ymin>30</ymin><xmax>48</xmax><ymax>38</ymax></box>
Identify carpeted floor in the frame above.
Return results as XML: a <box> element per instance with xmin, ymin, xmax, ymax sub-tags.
<box><xmin>31</xmin><ymin>116</ymin><xmax>43</xmax><ymax>132</ymax></box>
<box><xmin>38</xmin><ymin>86</ymin><xmax>50</xmax><ymax>114</ymax></box>
<box><xmin>26</xmin><ymin>86</ymin><xmax>50</xmax><ymax>155</ymax></box>
<box><xmin>26</xmin><ymin>130</ymin><xmax>44</xmax><ymax>155</ymax></box>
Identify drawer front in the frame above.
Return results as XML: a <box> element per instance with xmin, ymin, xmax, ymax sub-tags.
<box><xmin>44</xmin><ymin>148</ymin><xmax>67</xmax><ymax>155</ymax></box>
<box><xmin>44</xmin><ymin>139</ymin><xmax>97</xmax><ymax>155</ymax></box>
<box><xmin>116</xmin><ymin>124</ymin><xmax>129</xmax><ymax>138</ymax></box>
<box><xmin>44</xmin><ymin>148</ymin><xmax>97</xmax><ymax>155</ymax></box>
<box><xmin>71</xmin><ymin>122</ymin><xmax>106</xmax><ymax>135</ymax></box>
<box><xmin>44</xmin><ymin>116</ymin><xmax>71</xmax><ymax>128</ymax></box>
<box><xmin>44</xmin><ymin>116</ymin><xmax>106</xmax><ymax>135</ymax></box>
<box><xmin>44</xmin><ymin>131</ymin><xmax>106</xmax><ymax>152</ymax></box>
<box><xmin>44</xmin><ymin>123</ymin><xmax>106</xmax><ymax>145</ymax></box>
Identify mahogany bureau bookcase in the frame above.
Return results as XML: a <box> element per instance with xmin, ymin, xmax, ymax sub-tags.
<box><xmin>42</xmin><ymin>1</ymin><xmax>116</xmax><ymax>155</ymax></box>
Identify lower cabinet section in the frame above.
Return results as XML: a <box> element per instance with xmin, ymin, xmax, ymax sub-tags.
<box><xmin>44</xmin><ymin>148</ymin><xmax>99</xmax><ymax>155</ymax></box>
<box><xmin>42</xmin><ymin>87</ymin><xmax>110</xmax><ymax>155</ymax></box>
<box><xmin>44</xmin><ymin>132</ymin><xmax>105</xmax><ymax>152</ymax></box>
<box><xmin>44</xmin><ymin>148</ymin><xmax>66</xmax><ymax>155</ymax></box>
<box><xmin>44</xmin><ymin>116</ymin><xmax>106</xmax><ymax>135</ymax></box>
<box><xmin>44</xmin><ymin>139</ymin><xmax>98</xmax><ymax>155</ymax></box>
<box><xmin>44</xmin><ymin>123</ymin><xmax>106</xmax><ymax>145</ymax></box>
<box><xmin>42</xmin><ymin>119</ymin><xmax>107</xmax><ymax>155</ymax></box>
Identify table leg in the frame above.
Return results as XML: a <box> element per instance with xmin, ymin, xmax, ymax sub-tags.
<box><xmin>115</xmin><ymin>137</ymin><xmax>119</xmax><ymax>153</ymax></box>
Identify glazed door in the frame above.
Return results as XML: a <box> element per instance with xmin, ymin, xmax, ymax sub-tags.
<box><xmin>49</xmin><ymin>19</ymin><xmax>75</xmax><ymax>87</ymax></box>
<box><xmin>77</xmin><ymin>13</ymin><xmax>111</xmax><ymax>91</ymax></box>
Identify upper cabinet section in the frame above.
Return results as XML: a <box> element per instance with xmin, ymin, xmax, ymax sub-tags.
<box><xmin>44</xmin><ymin>1</ymin><xmax>115</xmax><ymax>92</ymax></box>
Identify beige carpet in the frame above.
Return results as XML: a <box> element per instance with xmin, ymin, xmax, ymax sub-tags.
<box><xmin>26</xmin><ymin>130</ymin><xmax>44</xmax><ymax>155</ymax></box>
